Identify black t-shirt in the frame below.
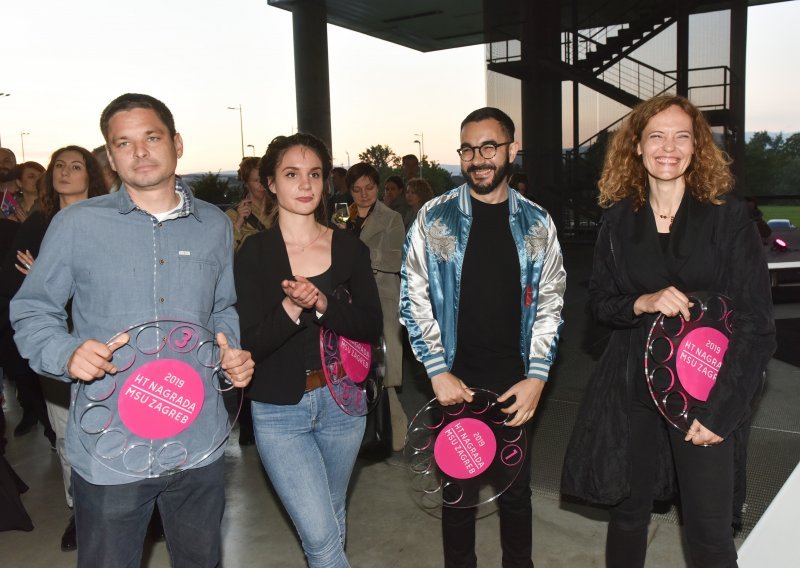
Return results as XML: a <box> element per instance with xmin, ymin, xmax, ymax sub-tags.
<box><xmin>451</xmin><ymin>197</ymin><xmax>523</xmax><ymax>391</ymax></box>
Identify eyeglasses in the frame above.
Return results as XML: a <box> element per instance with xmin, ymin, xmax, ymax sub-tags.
<box><xmin>456</xmin><ymin>141</ymin><xmax>512</xmax><ymax>162</ymax></box>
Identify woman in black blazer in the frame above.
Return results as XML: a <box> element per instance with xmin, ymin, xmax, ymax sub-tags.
<box><xmin>561</xmin><ymin>95</ymin><xmax>775</xmax><ymax>568</ymax></box>
<box><xmin>235</xmin><ymin>133</ymin><xmax>382</xmax><ymax>568</ymax></box>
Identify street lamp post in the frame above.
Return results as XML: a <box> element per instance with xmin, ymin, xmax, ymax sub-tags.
<box><xmin>0</xmin><ymin>93</ymin><xmax>10</xmax><ymax>147</ymax></box>
<box><xmin>20</xmin><ymin>131</ymin><xmax>29</xmax><ymax>161</ymax></box>
<box><xmin>227</xmin><ymin>104</ymin><xmax>244</xmax><ymax>158</ymax></box>
<box><xmin>413</xmin><ymin>131</ymin><xmax>425</xmax><ymax>175</ymax></box>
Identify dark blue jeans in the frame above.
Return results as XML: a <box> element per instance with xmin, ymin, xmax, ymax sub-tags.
<box><xmin>72</xmin><ymin>457</ymin><xmax>225</xmax><ymax>568</ymax></box>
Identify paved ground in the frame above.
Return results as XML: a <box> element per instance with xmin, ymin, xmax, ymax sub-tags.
<box><xmin>2</xmin><ymin>242</ymin><xmax>798</xmax><ymax>567</ymax></box>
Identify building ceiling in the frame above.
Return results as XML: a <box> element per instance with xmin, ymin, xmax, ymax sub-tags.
<box><xmin>268</xmin><ymin>0</ymin><xmax>791</xmax><ymax>52</ymax></box>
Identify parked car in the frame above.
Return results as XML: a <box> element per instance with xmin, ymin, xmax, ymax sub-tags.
<box><xmin>767</xmin><ymin>218</ymin><xmax>797</xmax><ymax>230</ymax></box>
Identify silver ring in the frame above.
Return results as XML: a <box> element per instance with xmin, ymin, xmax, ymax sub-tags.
<box><xmin>22</xmin><ymin>262</ymin><xmax>31</xmax><ymax>270</ymax></box>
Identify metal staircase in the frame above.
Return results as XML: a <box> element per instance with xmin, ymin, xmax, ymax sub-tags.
<box><xmin>576</xmin><ymin>15</ymin><xmax>677</xmax><ymax>73</ymax></box>
<box><xmin>486</xmin><ymin>2</ymin><xmax>733</xmax><ymax>239</ymax></box>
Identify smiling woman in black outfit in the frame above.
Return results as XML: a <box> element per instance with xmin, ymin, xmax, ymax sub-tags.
<box><xmin>562</xmin><ymin>95</ymin><xmax>776</xmax><ymax>568</ymax></box>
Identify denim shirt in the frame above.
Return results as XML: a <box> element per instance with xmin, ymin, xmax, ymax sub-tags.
<box><xmin>10</xmin><ymin>180</ymin><xmax>240</xmax><ymax>485</ymax></box>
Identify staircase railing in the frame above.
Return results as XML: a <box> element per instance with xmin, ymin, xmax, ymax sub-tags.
<box><xmin>573</xmin><ymin>65</ymin><xmax>730</xmax><ymax>152</ymax></box>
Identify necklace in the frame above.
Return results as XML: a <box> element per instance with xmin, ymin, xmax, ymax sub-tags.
<box><xmin>652</xmin><ymin>205</ymin><xmax>678</xmax><ymax>230</ymax></box>
<box><xmin>287</xmin><ymin>225</ymin><xmax>325</xmax><ymax>252</ymax></box>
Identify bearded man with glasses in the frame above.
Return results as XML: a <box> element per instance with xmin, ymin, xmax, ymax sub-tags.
<box><xmin>400</xmin><ymin>107</ymin><xmax>566</xmax><ymax>567</ymax></box>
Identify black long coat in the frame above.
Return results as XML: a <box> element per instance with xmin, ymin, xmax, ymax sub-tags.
<box><xmin>561</xmin><ymin>193</ymin><xmax>775</xmax><ymax>509</ymax></box>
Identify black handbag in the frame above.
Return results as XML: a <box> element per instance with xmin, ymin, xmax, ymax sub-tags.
<box><xmin>358</xmin><ymin>385</ymin><xmax>392</xmax><ymax>460</ymax></box>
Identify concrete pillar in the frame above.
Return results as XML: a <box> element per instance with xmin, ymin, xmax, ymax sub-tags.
<box><xmin>729</xmin><ymin>0</ymin><xmax>748</xmax><ymax>190</ymax></box>
<box><xmin>521</xmin><ymin>0</ymin><xmax>563</xmax><ymax>227</ymax></box>
<box><xmin>676</xmin><ymin>2</ymin><xmax>690</xmax><ymax>96</ymax></box>
<box><xmin>292</xmin><ymin>0</ymin><xmax>332</xmax><ymax>152</ymax></box>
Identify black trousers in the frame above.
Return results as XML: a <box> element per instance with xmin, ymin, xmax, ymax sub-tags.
<box><xmin>606</xmin><ymin>398</ymin><xmax>737</xmax><ymax>568</ymax></box>
<box><xmin>441</xmin><ymin>423</ymin><xmax>534</xmax><ymax>568</ymax></box>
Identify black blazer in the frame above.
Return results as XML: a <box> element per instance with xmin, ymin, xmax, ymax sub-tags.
<box><xmin>235</xmin><ymin>226</ymin><xmax>382</xmax><ymax>405</ymax></box>
<box><xmin>562</xmin><ymin>193</ymin><xmax>776</xmax><ymax>506</ymax></box>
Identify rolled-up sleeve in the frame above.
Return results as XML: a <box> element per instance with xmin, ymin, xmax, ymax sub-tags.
<box><xmin>211</xmin><ymin>218</ymin><xmax>241</xmax><ymax>348</ymax></box>
<box><xmin>10</xmin><ymin>212</ymin><xmax>82</xmax><ymax>381</ymax></box>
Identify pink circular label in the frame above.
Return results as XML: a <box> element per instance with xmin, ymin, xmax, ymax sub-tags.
<box><xmin>338</xmin><ymin>337</ymin><xmax>371</xmax><ymax>384</ymax></box>
<box><xmin>433</xmin><ymin>418</ymin><xmax>497</xmax><ymax>480</ymax></box>
<box><xmin>675</xmin><ymin>327</ymin><xmax>729</xmax><ymax>401</ymax></box>
<box><xmin>118</xmin><ymin>359</ymin><xmax>205</xmax><ymax>439</ymax></box>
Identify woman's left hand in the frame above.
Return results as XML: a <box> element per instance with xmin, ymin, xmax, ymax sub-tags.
<box><xmin>11</xmin><ymin>208</ymin><xmax>27</xmax><ymax>223</ymax></box>
<box><xmin>15</xmin><ymin>249</ymin><xmax>35</xmax><ymax>275</ymax></box>
<box><xmin>281</xmin><ymin>277</ymin><xmax>319</xmax><ymax>310</ymax></box>
<box><xmin>292</xmin><ymin>275</ymin><xmax>328</xmax><ymax>314</ymax></box>
<box><xmin>685</xmin><ymin>419</ymin><xmax>724</xmax><ymax>446</ymax></box>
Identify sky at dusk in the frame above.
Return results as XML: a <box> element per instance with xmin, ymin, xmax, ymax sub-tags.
<box><xmin>2</xmin><ymin>0</ymin><xmax>798</xmax><ymax>174</ymax></box>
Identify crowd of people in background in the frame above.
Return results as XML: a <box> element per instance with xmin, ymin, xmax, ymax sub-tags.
<box><xmin>0</xmin><ymin>97</ymin><xmax>545</xmax><ymax>566</ymax></box>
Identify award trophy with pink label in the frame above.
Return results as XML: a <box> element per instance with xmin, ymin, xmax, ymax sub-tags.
<box><xmin>645</xmin><ymin>293</ymin><xmax>733</xmax><ymax>432</ymax></box>
<box><xmin>73</xmin><ymin>320</ymin><xmax>241</xmax><ymax>477</ymax></box>
<box><xmin>320</xmin><ymin>327</ymin><xmax>384</xmax><ymax>417</ymax></box>
<box><xmin>404</xmin><ymin>389</ymin><xmax>526</xmax><ymax>513</ymax></box>
<box><xmin>319</xmin><ymin>284</ymin><xmax>384</xmax><ymax>417</ymax></box>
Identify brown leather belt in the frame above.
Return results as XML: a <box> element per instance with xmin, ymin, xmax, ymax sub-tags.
<box><xmin>305</xmin><ymin>369</ymin><xmax>326</xmax><ymax>392</ymax></box>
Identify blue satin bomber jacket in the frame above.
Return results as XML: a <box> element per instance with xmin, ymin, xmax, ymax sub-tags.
<box><xmin>399</xmin><ymin>184</ymin><xmax>566</xmax><ymax>382</ymax></box>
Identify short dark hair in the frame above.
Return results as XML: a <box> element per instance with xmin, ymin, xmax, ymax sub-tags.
<box><xmin>384</xmin><ymin>175</ymin><xmax>404</xmax><ymax>192</ymax></box>
<box><xmin>345</xmin><ymin>162</ymin><xmax>379</xmax><ymax>190</ymax></box>
<box><xmin>40</xmin><ymin>146</ymin><xmax>109</xmax><ymax>221</ymax></box>
<box><xmin>401</xmin><ymin>154</ymin><xmax>419</xmax><ymax>166</ymax></box>
<box><xmin>259</xmin><ymin>133</ymin><xmax>332</xmax><ymax>225</ymax></box>
<box><xmin>461</xmin><ymin>107</ymin><xmax>515</xmax><ymax>141</ymax></box>
<box><xmin>331</xmin><ymin>167</ymin><xmax>347</xmax><ymax>178</ymax></box>
<box><xmin>100</xmin><ymin>93</ymin><xmax>176</xmax><ymax>142</ymax></box>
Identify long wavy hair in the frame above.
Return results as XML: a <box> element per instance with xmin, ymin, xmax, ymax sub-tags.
<box><xmin>39</xmin><ymin>145</ymin><xmax>108</xmax><ymax>221</ymax></box>
<box><xmin>597</xmin><ymin>95</ymin><xmax>733</xmax><ymax>210</ymax></box>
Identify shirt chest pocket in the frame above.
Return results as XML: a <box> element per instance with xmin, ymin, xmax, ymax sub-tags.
<box><xmin>172</xmin><ymin>257</ymin><xmax>219</xmax><ymax>316</ymax></box>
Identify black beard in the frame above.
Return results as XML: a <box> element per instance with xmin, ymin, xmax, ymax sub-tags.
<box><xmin>462</xmin><ymin>157</ymin><xmax>511</xmax><ymax>195</ymax></box>
<box><xmin>0</xmin><ymin>170</ymin><xmax>15</xmax><ymax>183</ymax></box>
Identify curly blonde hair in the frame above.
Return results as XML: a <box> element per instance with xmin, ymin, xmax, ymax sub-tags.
<box><xmin>597</xmin><ymin>95</ymin><xmax>733</xmax><ymax>210</ymax></box>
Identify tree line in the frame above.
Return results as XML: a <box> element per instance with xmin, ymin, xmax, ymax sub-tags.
<box><xmin>188</xmin><ymin>144</ymin><xmax>456</xmax><ymax>205</ymax></box>
<box><xmin>357</xmin><ymin>144</ymin><xmax>453</xmax><ymax>195</ymax></box>
<box><xmin>744</xmin><ymin>131</ymin><xmax>800</xmax><ymax>197</ymax></box>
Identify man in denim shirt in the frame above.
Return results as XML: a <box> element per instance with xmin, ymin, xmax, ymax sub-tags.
<box><xmin>11</xmin><ymin>93</ymin><xmax>254</xmax><ymax>567</ymax></box>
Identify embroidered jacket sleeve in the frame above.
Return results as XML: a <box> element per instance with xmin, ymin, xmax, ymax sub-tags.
<box><xmin>399</xmin><ymin>204</ymin><xmax>448</xmax><ymax>379</ymax></box>
<box><xmin>526</xmin><ymin>213</ymin><xmax>566</xmax><ymax>381</ymax></box>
